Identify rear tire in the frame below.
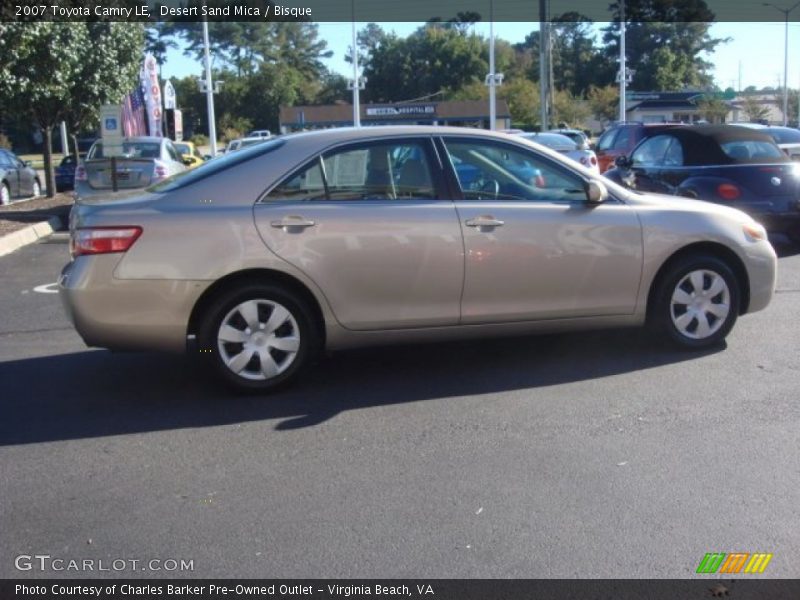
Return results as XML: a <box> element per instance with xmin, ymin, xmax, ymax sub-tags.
<box><xmin>198</xmin><ymin>283</ymin><xmax>318</xmax><ymax>392</ymax></box>
<box><xmin>652</xmin><ymin>254</ymin><xmax>740</xmax><ymax>349</ymax></box>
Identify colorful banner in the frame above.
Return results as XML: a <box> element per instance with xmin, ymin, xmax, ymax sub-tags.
<box><xmin>141</xmin><ymin>53</ymin><xmax>163</xmax><ymax>137</ymax></box>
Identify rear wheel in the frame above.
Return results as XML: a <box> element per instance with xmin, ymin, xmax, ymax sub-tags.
<box><xmin>198</xmin><ymin>284</ymin><xmax>317</xmax><ymax>392</ymax></box>
<box><xmin>652</xmin><ymin>254</ymin><xmax>740</xmax><ymax>348</ymax></box>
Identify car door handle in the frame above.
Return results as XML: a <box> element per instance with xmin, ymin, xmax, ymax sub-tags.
<box><xmin>270</xmin><ymin>216</ymin><xmax>316</xmax><ymax>230</ymax></box>
<box><xmin>465</xmin><ymin>216</ymin><xmax>505</xmax><ymax>228</ymax></box>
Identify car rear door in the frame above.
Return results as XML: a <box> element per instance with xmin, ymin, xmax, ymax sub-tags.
<box><xmin>440</xmin><ymin>136</ymin><xmax>643</xmax><ymax>324</ymax></box>
<box><xmin>253</xmin><ymin>137</ymin><xmax>464</xmax><ymax>331</ymax></box>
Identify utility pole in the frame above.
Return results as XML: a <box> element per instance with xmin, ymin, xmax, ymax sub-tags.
<box><xmin>489</xmin><ymin>15</ymin><xmax>496</xmax><ymax>130</ymax></box>
<box><xmin>619</xmin><ymin>0</ymin><xmax>627</xmax><ymax>123</ymax></box>
<box><xmin>539</xmin><ymin>0</ymin><xmax>549</xmax><ymax>131</ymax></box>
<box><xmin>202</xmin><ymin>18</ymin><xmax>218</xmax><ymax>155</ymax></box>
<box><xmin>351</xmin><ymin>12</ymin><xmax>361</xmax><ymax>127</ymax></box>
<box><xmin>763</xmin><ymin>2</ymin><xmax>800</xmax><ymax>126</ymax></box>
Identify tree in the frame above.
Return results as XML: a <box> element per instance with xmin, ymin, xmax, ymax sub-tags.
<box><xmin>602</xmin><ymin>0</ymin><xmax>728</xmax><ymax>91</ymax></box>
<box><xmin>359</xmin><ymin>24</ymin><xmax>487</xmax><ymax>103</ymax></box>
<box><xmin>587</xmin><ymin>85</ymin><xmax>620</xmax><ymax>125</ymax></box>
<box><xmin>0</xmin><ymin>23</ymin><xmax>88</xmax><ymax>196</ymax></box>
<box><xmin>741</xmin><ymin>96</ymin><xmax>770</xmax><ymax>122</ymax></box>
<box><xmin>65</xmin><ymin>23</ymin><xmax>144</xmax><ymax>158</ymax></box>
<box><xmin>693</xmin><ymin>95</ymin><xmax>729</xmax><ymax>123</ymax></box>
<box><xmin>553</xmin><ymin>90</ymin><xmax>591</xmax><ymax>127</ymax></box>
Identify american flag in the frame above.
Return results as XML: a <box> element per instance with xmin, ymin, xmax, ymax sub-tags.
<box><xmin>121</xmin><ymin>86</ymin><xmax>148</xmax><ymax>136</ymax></box>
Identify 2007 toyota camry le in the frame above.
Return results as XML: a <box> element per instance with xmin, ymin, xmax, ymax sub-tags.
<box><xmin>59</xmin><ymin>126</ymin><xmax>777</xmax><ymax>392</ymax></box>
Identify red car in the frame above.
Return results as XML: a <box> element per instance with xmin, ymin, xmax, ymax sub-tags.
<box><xmin>595</xmin><ymin>122</ymin><xmax>684</xmax><ymax>173</ymax></box>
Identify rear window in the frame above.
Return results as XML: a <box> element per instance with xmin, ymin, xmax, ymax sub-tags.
<box><xmin>88</xmin><ymin>142</ymin><xmax>161</xmax><ymax>160</ymax></box>
<box><xmin>721</xmin><ymin>140</ymin><xmax>786</xmax><ymax>162</ymax></box>
<box><xmin>767</xmin><ymin>128</ymin><xmax>800</xmax><ymax>144</ymax></box>
<box><xmin>148</xmin><ymin>138</ymin><xmax>285</xmax><ymax>193</ymax></box>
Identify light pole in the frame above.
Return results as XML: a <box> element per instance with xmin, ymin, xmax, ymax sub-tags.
<box><xmin>202</xmin><ymin>18</ymin><xmax>218</xmax><ymax>155</ymax></box>
<box><xmin>764</xmin><ymin>1</ymin><xmax>800</xmax><ymax>126</ymax></box>
<box><xmin>619</xmin><ymin>0</ymin><xmax>626</xmax><ymax>123</ymax></box>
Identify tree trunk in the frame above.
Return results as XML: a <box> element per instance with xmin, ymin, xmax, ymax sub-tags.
<box><xmin>71</xmin><ymin>133</ymin><xmax>80</xmax><ymax>161</ymax></box>
<box><xmin>42</xmin><ymin>126</ymin><xmax>55</xmax><ymax>198</ymax></box>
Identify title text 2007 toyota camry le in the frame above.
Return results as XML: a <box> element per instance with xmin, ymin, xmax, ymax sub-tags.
<box><xmin>59</xmin><ymin>126</ymin><xmax>777</xmax><ymax>392</ymax></box>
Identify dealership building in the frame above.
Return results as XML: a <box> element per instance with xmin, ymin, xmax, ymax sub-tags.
<box><xmin>279</xmin><ymin>99</ymin><xmax>511</xmax><ymax>133</ymax></box>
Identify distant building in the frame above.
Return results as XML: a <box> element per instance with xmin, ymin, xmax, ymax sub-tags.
<box><xmin>623</xmin><ymin>91</ymin><xmax>784</xmax><ymax>125</ymax></box>
<box><xmin>279</xmin><ymin>100</ymin><xmax>511</xmax><ymax>133</ymax></box>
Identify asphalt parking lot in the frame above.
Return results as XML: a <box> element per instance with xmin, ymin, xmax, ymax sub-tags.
<box><xmin>1</xmin><ymin>234</ymin><xmax>799</xmax><ymax>579</ymax></box>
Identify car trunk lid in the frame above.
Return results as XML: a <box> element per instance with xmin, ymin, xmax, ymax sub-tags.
<box><xmin>85</xmin><ymin>158</ymin><xmax>157</xmax><ymax>190</ymax></box>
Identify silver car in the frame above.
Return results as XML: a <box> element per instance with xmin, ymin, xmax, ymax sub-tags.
<box><xmin>60</xmin><ymin>126</ymin><xmax>777</xmax><ymax>392</ymax></box>
<box><xmin>518</xmin><ymin>132</ymin><xmax>600</xmax><ymax>173</ymax></box>
<box><xmin>74</xmin><ymin>137</ymin><xmax>187</xmax><ymax>199</ymax></box>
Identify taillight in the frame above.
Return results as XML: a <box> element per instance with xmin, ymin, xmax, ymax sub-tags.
<box><xmin>153</xmin><ymin>161</ymin><xmax>168</xmax><ymax>180</ymax></box>
<box><xmin>74</xmin><ymin>165</ymin><xmax>87</xmax><ymax>181</ymax></box>
<box><xmin>590</xmin><ymin>156</ymin><xmax>597</xmax><ymax>166</ymax></box>
<box><xmin>70</xmin><ymin>227</ymin><xmax>142</xmax><ymax>258</ymax></box>
<box><xmin>717</xmin><ymin>183</ymin><xmax>740</xmax><ymax>201</ymax></box>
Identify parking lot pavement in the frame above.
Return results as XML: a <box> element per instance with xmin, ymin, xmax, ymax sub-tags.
<box><xmin>1</xmin><ymin>236</ymin><xmax>799</xmax><ymax>578</ymax></box>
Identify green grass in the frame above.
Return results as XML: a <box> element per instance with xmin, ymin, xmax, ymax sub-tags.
<box><xmin>18</xmin><ymin>153</ymin><xmax>65</xmax><ymax>170</ymax></box>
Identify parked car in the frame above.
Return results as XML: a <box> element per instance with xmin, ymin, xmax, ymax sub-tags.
<box><xmin>74</xmin><ymin>137</ymin><xmax>187</xmax><ymax>199</ymax></box>
<box><xmin>0</xmin><ymin>149</ymin><xmax>41</xmax><ymax>204</ymax></box>
<box><xmin>226</xmin><ymin>137</ymin><xmax>271</xmax><ymax>153</ymax></box>
<box><xmin>518</xmin><ymin>131</ymin><xmax>599</xmax><ymax>173</ymax></box>
<box><xmin>595</xmin><ymin>122</ymin><xmax>684</xmax><ymax>173</ymax></box>
<box><xmin>550</xmin><ymin>128</ymin><xmax>592</xmax><ymax>149</ymax></box>
<box><xmin>60</xmin><ymin>126</ymin><xmax>777</xmax><ymax>392</ymax></box>
<box><xmin>174</xmin><ymin>141</ymin><xmax>205</xmax><ymax>169</ymax></box>
<box><xmin>55</xmin><ymin>154</ymin><xmax>79</xmax><ymax>192</ymax></box>
<box><xmin>248</xmin><ymin>129</ymin><xmax>272</xmax><ymax>138</ymax></box>
<box><xmin>604</xmin><ymin>125</ymin><xmax>800</xmax><ymax>242</ymax></box>
<box><xmin>731</xmin><ymin>123</ymin><xmax>800</xmax><ymax>161</ymax></box>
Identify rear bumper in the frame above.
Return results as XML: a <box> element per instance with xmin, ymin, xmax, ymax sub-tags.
<box><xmin>59</xmin><ymin>255</ymin><xmax>209</xmax><ymax>353</ymax></box>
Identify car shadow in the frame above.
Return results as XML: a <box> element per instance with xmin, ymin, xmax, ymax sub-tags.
<box><xmin>0</xmin><ymin>328</ymin><xmax>723</xmax><ymax>446</ymax></box>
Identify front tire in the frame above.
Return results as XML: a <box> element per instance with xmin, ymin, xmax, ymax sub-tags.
<box><xmin>198</xmin><ymin>284</ymin><xmax>317</xmax><ymax>392</ymax></box>
<box><xmin>652</xmin><ymin>254</ymin><xmax>740</xmax><ymax>348</ymax></box>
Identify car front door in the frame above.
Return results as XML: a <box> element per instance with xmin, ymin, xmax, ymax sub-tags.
<box><xmin>626</xmin><ymin>134</ymin><xmax>674</xmax><ymax>194</ymax></box>
<box><xmin>254</xmin><ymin>137</ymin><xmax>464</xmax><ymax>331</ymax></box>
<box><xmin>440</xmin><ymin>136</ymin><xmax>643</xmax><ymax>324</ymax></box>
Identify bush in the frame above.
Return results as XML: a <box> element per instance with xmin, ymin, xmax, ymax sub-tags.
<box><xmin>189</xmin><ymin>134</ymin><xmax>208</xmax><ymax>147</ymax></box>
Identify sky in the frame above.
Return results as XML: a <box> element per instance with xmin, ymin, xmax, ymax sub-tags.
<box><xmin>160</xmin><ymin>21</ymin><xmax>800</xmax><ymax>93</ymax></box>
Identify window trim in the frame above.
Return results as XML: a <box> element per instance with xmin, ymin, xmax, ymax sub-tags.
<box><xmin>259</xmin><ymin>136</ymin><xmax>449</xmax><ymax>203</ymax></box>
<box><xmin>436</xmin><ymin>135</ymin><xmax>599</xmax><ymax>204</ymax></box>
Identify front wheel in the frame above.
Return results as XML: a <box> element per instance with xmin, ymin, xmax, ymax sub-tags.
<box><xmin>652</xmin><ymin>255</ymin><xmax>740</xmax><ymax>348</ymax></box>
<box><xmin>198</xmin><ymin>284</ymin><xmax>318</xmax><ymax>392</ymax></box>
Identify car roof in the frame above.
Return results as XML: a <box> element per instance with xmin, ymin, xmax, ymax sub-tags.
<box><xmin>518</xmin><ymin>132</ymin><xmax>577</xmax><ymax>149</ymax></box>
<box><xmin>643</xmin><ymin>125</ymin><xmax>782</xmax><ymax>165</ymax></box>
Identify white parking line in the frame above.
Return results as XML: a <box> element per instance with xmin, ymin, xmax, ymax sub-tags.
<box><xmin>33</xmin><ymin>282</ymin><xmax>59</xmax><ymax>294</ymax></box>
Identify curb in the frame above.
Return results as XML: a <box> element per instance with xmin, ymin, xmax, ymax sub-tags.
<box><xmin>0</xmin><ymin>215</ymin><xmax>63</xmax><ymax>258</ymax></box>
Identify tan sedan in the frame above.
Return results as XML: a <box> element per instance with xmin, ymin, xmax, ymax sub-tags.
<box><xmin>59</xmin><ymin>126</ymin><xmax>777</xmax><ymax>391</ymax></box>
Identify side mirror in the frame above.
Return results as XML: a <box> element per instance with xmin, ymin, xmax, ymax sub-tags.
<box><xmin>615</xmin><ymin>155</ymin><xmax>632</xmax><ymax>169</ymax></box>
<box><xmin>182</xmin><ymin>156</ymin><xmax>194</xmax><ymax>166</ymax></box>
<box><xmin>585</xmin><ymin>180</ymin><xmax>608</xmax><ymax>204</ymax></box>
